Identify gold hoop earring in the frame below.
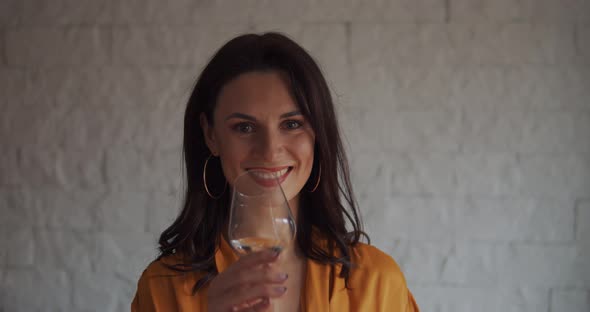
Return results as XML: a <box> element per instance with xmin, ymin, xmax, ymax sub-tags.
<box><xmin>203</xmin><ymin>154</ymin><xmax>227</xmax><ymax>199</ymax></box>
<box><xmin>308</xmin><ymin>163</ymin><xmax>321</xmax><ymax>193</ymax></box>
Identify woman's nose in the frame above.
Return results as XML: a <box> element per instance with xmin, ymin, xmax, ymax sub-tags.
<box><xmin>257</xmin><ymin>129</ymin><xmax>284</xmax><ymax>162</ymax></box>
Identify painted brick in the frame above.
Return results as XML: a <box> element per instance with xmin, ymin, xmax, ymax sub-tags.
<box><xmin>300</xmin><ymin>0</ymin><xmax>446</xmax><ymax>22</ymax></box>
<box><xmin>451</xmin><ymin>23</ymin><xmax>576</xmax><ymax>65</ymax></box>
<box><xmin>351</xmin><ymin>23</ymin><xmax>576</xmax><ymax>67</ymax></box>
<box><xmin>112</xmin><ymin>0</ymin><xmax>446</xmax><ymax>24</ymax></box>
<box><xmin>5</xmin><ymin>68</ymin><xmax>189</xmax><ymax>151</ymax></box>
<box><xmin>351</xmin><ymin>24</ymin><xmax>457</xmax><ymax>68</ymax></box>
<box><xmin>0</xmin><ymin>0</ymin><xmax>19</xmax><ymax>25</ymax></box>
<box><xmin>342</xmin><ymin>108</ymin><xmax>462</xmax><ymax>153</ymax></box>
<box><xmin>347</xmin><ymin>65</ymin><xmax>457</xmax><ymax>111</ymax></box>
<box><xmin>362</xmin><ymin>195</ymin><xmax>575</xmax><ymax>242</ymax></box>
<box><xmin>577</xmin><ymin>200</ymin><xmax>590</xmax><ymax>259</ymax></box>
<box><xmin>33</xmin><ymin>188</ymin><xmax>103</xmax><ymax>230</ymax></box>
<box><xmin>146</xmin><ymin>191</ymin><xmax>182</xmax><ymax>235</ymax></box>
<box><xmin>380</xmin><ymin>240</ymin><xmax>498</xmax><ymax>285</ymax></box>
<box><xmin>382</xmin><ymin>240</ymin><xmax>588</xmax><ymax>287</ymax></box>
<box><xmin>579</xmin><ymin>24</ymin><xmax>590</xmax><ymax>64</ymax></box>
<box><xmin>449</xmin><ymin>65</ymin><xmax>590</xmax><ymax>111</ymax></box>
<box><xmin>1</xmin><ymin>147</ymin><xmax>58</xmax><ymax>188</ymax></box>
<box><xmin>112</xmin><ymin>25</ymin><xmax>251</xmax><ymax>66</ymax></box>
<box><xmin>2</xmin><ymin>100</ymin><xmax>65</xmax><ymax>149</ymax></box>
<box><xmin>0</xmin><ymin>69</ymin><xmax>26</xmax><ymax>104</ymax></box>
<box><xmin>550</xmin><ymin>289</ymin><xmax>590</xmax><ymax>312</ymax></box>
<box><xmin>10</xmin><ymin>145</ymin><xmax>107</xmax><ymax>189</ymax></box>
<box><xmin>513</xmin><ymin>153</ymin><xmax>590</xmax><ymax>198</ymax></box>
<box><xmin>450</xmin><ymin>0</ymin><xmax>531</xmax><ymax>22</ymax></box>
<box><xmin>0</xmin><ymin>148</ymin><xmax>19</xmax><ymax>187</ymax></box>
<box><xmin>495</xmin><ymin>243</ymin><xmax>589</xmax><ymax>287</ymax></box>
<box><xmin>388</xmin><ymin>152</ymin><xmax>589</xmax><ymax>198</ymax></box>
<box><xmin>0</xmin><ymin>188</ymin><xmax>36</xmax><ymax>227</ymax></box>
<box><xmin>455</xmin><ymin>196</ymin><xmax>575</xmax><ymax>242</ymax></box>
<box><xmin>412</xmin><ymin>286</ymin><xmax>548</xmax><ymax>312</ymax></box>
<box><xmin>94</xmin><ymin>232</ymin><xmax>158</xmax><ymax>282</ymax></box>
<box><xmin>72</xmin><ymin>271</ymin><xmax>134</xmax><ymax>312</ymax></box>
<box><xmin>389</xmin><ymin>152</ymin><xmax>461</xmax><ymax>196</ymax></box>
<box><xmin>19</xmin><ymin>0</ymin><xmax>112</xmax><ymax>25</ymax></box>
<box><xmin>348</xmin><ymin>65</ymin><xmax>590</xmax><ymax>111</ymax></box>
<box><xmin>363</xmin><ymin>196</ymin><xmax>455</xmax><ymax>242</ymax></box>
<box><xmin>24</xmin><ymin>68</ymin><xmax>117</xmax><ymax>108</ymax></box>
<box><xmin>53</xmin><ymin>97</ymin><xmax>183</xmax><ymax>151</ymax></box>
<box><xmin>105</xmin><ymin>147</ymin><xmax>182</xmax><ymax>193</ymax></box>
<box><xmin>34</xmin><ymin>229</ymin><xmax>96</xmax><ymax>273</ymax></box>
<box><xmin>5</xmin><ymin>27</ymin><xmax>110</xmax><ymax>66</ymax></box>
<box><xmin>461</xmin><ymin>111</ymin><xmax>590</xmax><ymax>153</ymax></box>
<box><xmin>451</xmin><ymin>0</ymin><xmax>590</xmax><ymax>23</ymax></box>
<box><xmin>0</xmin><ymin>226</ymin><xmax>34</xmax><ymax>267</ymax></box>
<box><xmin>112</xmin><ymin>0</ymin><xmax>255</xmax><ymax>24</ymax></box>
<box><xmin>1</xmin><ymin>269</ymin><xmax>70</xmax><ymax>312</ymax></box>
<box><xmin>528</xmin><ymin>0</ymin><xmax>590</xmax><ymax>23</ymax></box>
<box><xmin>107</xmin><ymin>67</ymin><xmax>196</xmax><ymax>108</ymax></box>
<box><xmin>97</xmin><ymin>191</ymin><xmax>150</xmax><ymax>233</ymax></box>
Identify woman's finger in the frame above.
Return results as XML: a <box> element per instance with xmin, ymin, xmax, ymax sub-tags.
<box><xmin>250</xmin><ymin>297</ymin><xmax>270</xmax><ymax>311</ymax></box>
<box><xmin>226</xmin><ymin>249</ymin><xmax>280</xmax><ymax>273</ymax></box>
<box><xmin>230</xmin><ymin>283</ymin><xmax>287</xmax><ymax>307</ymax></box>
<box><xmin>213</xmin><ymin>250</ymin><xmax>280</xmax><ymax>291</ymax></box>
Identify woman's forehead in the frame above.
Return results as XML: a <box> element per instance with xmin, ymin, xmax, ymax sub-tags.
<box><xmin>215</xmin><ymin>71</ymin><xmax>300</xmax><ymax>120</ymax></box>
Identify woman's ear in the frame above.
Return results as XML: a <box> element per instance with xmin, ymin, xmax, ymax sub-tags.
<box><xmin>200</xmin><ymin>113</ymin><xmax>219</xmax><ymax>156</ymax></box>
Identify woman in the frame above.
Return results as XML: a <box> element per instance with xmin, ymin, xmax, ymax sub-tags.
<box><xmin>132</xmin><ymin>32</ymin><xmax>419</xmax><ymax>312</ymax></box>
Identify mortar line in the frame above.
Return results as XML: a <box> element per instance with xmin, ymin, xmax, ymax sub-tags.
<box><xmin>444</xmin><ymin>0</ymin><xmax>451</xmax><ymax>23</ymax></box>
<box><xmin>345</xmin><ymin>21</ymin><xmax>352</xmax><ymax>68</ymax></box>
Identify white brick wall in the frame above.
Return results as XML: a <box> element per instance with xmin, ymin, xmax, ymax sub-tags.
<box><xmin>0</xmin><ymin>1</ymin><xmax>588</xmax><ymax>311</ymax></box>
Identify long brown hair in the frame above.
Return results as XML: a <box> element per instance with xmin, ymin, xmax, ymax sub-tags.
<box><xmin>158</xmin><ymin>32</ymin><xmax>368</xmax><ymax>292</ymax></box>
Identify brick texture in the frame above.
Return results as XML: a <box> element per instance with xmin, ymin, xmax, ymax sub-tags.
<box><xmin>0</xmin><ymin>0</ymin><xmax>589</xmax><ymax>311</ymax></box>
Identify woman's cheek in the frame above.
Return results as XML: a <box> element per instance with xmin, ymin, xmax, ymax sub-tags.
<box><xmin>219</xmin><ymin>137</ymin><xmax>249</xmax><ymax>184</ymax></box>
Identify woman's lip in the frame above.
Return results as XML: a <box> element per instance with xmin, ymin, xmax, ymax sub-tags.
<box><xmin>247</xmin><ymin>166</ymin><xmax>292</xmax><ymax>172</ymax></box>
<box><xmin>249</xmin><ymin>167</ymin><xmax>292</xmax><ymax>187</ymax></box>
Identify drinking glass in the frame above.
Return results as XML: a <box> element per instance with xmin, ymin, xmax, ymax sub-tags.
<box><xmin>228</xmin><ymin>169</ymin><xmax>296</xmax><ymax>255</ymax></box>
<box><xmin>228</xmin><ymin>169</ymin><xmax>296</xmax><ymax>310</ymax></box>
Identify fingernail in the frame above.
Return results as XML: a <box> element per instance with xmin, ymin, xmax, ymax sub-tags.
<box><xmin>277</xmin><ymin>273</ymin><xmax>288</xmax><ymax>280</ymax></box>
<box><xmin>274</xmin><ymin>286</ymin><xmax>287</xmax><ymax>294</ymax></box>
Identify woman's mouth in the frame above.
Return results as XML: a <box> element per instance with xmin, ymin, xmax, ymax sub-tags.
<box><xmin>247</xmin><ymin>167</ymin><xmax>293</xmax><ymax>187</ymax></box>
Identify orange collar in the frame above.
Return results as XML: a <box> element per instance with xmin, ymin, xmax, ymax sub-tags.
<box><xmin>178</xmin><ymin>235</ymin><xmax>344</xmax><ymax>310</ymax></box>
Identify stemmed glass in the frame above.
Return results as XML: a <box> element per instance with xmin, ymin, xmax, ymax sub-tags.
<box><xmin>228</xmin><ymin>169</ymin><xmax>296</xmax><ymax>309</ymax></box>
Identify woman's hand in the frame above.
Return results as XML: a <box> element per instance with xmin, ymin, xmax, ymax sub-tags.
<box><xmin>207</xmin><ymin>249</ymin><xmax>289</xmax><ymax>311</ymax></box>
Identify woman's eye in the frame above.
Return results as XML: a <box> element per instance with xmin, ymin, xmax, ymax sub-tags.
<box><xmin>283</xmin><ymin>120</ymin><xmax>302</xmax><ymax>129</ymax></box>
<box><xmin>235</xmin><ymin>123</ymin><xmax>254</xmax><ymax>133</ymax></box>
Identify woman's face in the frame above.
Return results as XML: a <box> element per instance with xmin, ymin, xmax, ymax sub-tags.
<box><xmin>201</xmin><ymin>71</ymin><xmax>316</xmax><ymax>204</ymax></box>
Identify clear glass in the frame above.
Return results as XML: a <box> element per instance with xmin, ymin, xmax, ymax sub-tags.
<box><xmin>228</xmin><ymin>170</ymin><xmax>296</xmax><ymax>310</ymax></box>
<box><xmin>228</xmin><ymin>169</ymin><xmax>296</xmax><ymax>256</ymax></box>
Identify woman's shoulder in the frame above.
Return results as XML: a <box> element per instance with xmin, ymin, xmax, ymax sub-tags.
<box><xmin>134</xmin><ymin>253</ymin><xmax>202</xmax><ymax>297</ymax></box>
<box><xmin>347</xmin><ymin>243</ymin><xmax>420</xmax><ymax>311</ymax></box>
<box><xmin>350</xmin><ymin>242</ymin><xmax>405</xmax><ymax>277</ymax></box>
<box><xmin>141</xmin><ymin>253</ymin><xmax>185</xmax><ymax>276</ymax></box>
<box><xmin>133</xmin><ymin>254</ymin><xmax>207</xmax><ymax>311</ymax></box>
<box><xmin>136</xmin><ymin>253</ymin><xmax>200</xmax><ymax>290</ymax></box>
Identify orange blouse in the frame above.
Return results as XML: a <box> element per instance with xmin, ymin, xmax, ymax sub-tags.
<box><xmin>132</xmin><ymin>236</ymin><xmax>419</xmax><ymax>311</ymax></box>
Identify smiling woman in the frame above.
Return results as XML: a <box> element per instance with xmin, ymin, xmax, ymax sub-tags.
<box><xmin>201</xmin><ymin>71</ymin><xmax>316</xmax><ymax>216</ymax></box>
<box><xmin>131</xmin><ymin>33</ymin><xmax>419</xmax><ymax>312</ymax></box>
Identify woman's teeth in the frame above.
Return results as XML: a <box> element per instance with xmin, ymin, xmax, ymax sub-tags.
<box><xmin>250</xmin><ymin>168</ymin><xmax>289</xmax><ymax>179</ymax></box>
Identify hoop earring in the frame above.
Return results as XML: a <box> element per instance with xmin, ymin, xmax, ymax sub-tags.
<box><xmin>203</xmin><ymin>154</ymin><xmax>227</xmax><ymax>199</ymax></box>
<box><xmin>307</xmin><ymin>163</ymin><xmax>321</xmax><ymax>193</ymax></box>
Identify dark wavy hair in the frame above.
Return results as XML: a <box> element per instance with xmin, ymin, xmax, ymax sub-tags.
<box><xmin>157</xmin><ymin>32</ymin><xmax>368</xmax><ymax>293</ymax></box>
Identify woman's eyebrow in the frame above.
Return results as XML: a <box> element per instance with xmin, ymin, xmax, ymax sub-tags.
<box><xmin>225</xmin><ymin>112</ymin><xmax>256</xmax><ymax>121</ymax></box>
<box><xmin>224</xmin><ymin>111</ymin><xmax>302</xmax><ymax>121</ymax></box>
<box><xmin>280</xmin><ymin>111</ymin><xmax>302</xmax><ymax>118</ymax></box>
